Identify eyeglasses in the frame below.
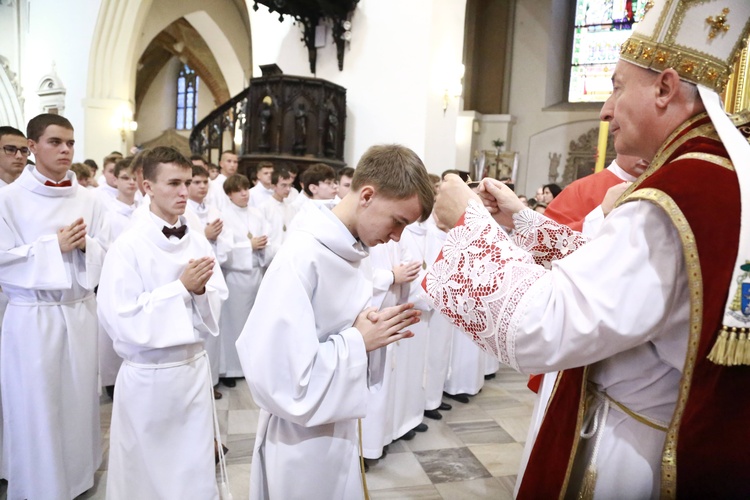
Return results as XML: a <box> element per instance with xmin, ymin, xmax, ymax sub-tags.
<box><xmin>3</xmin><ymin>145</ymin><xmax>31</xmax><ymax>156</ymax></box>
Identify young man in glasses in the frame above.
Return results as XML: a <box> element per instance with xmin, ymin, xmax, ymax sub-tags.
<box><xmin>0</xmin><ymin>126</ymin><xmax>29</xmax><ymax>187</ymax></box>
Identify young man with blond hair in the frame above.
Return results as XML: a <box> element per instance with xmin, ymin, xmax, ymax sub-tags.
<box><xmin>236</xmin><ymin>144</ymin><xmax>434</xmax><ymax>500</ymax></box>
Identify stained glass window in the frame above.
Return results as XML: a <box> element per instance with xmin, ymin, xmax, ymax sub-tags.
<box><xmin>176</xmin><ymin>64</ymin><xmax>199</xmax><ymax>129</ymax></box>
<box><xmin>568</xmin><ymin>0</ymin><xmax>645</xmax><ymax>103</ymax></box>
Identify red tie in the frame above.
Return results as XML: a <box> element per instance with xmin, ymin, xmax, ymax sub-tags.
<box><xmin>44</xmin><ymin>179</ymin><xmax>72</xmax><ymax>187</ymax></box>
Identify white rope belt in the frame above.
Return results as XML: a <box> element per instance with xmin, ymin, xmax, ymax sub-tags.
<box><xmin>123</xmin><ymin>349</ymin><xmax>233</xmax><ymax>499</ymax></box>
<box><xmin>577</xmin><ymin>386</ymin><xmax>668</xmax><ymax>499</ymax></box>
<box><xmin>8</xmin><ymin>293</ymin><xmax>95</xmax><ymax>307</ymax></box>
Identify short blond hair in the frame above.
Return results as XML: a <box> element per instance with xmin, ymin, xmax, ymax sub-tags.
<box><xmin>352</xmin><ymin>144</ymin><xmax>434</xmax><ymax>221</ymax></box>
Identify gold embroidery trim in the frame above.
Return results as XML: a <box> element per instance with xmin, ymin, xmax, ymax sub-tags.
<box><xmin>670</xmin><ymin>152</ymin><xmax>735</xmax><ymax>171</ymax></box>
<box><xmin>557</xmin><ymin>367</ymin><xmax>589</xmax><ymax>500</ymax></box>
<box><xmin>621</xmin><ymin>1</ymin><xmax>750</xmax><ymax>93</ymax></box>
<box><xmin>620</xmin><ymin>188</ymin><xmax>703</xmax><ymax>500</ymax></box>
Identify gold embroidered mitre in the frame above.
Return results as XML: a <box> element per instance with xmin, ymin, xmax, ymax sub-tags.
<box><xmin>620</xmin><ymin>0</ymin><xmax>750</xmax><ymax>92</ymax></box>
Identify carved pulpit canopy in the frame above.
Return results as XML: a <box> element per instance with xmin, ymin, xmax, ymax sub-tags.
<box><xmin>251</xmin><ymin>0</ymin><xmax>358</xmax><ymax>73</ymax></box>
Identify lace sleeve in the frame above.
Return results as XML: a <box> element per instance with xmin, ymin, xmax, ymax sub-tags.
<box><xmin>423</xmin><ymin>201</ymin><xmax>547</xmax><ymax>369</ymax></box>
<box><xmin>510</xmin><ymin>208</ymin><xmax>589</xmax><ymax>269</ymax></box>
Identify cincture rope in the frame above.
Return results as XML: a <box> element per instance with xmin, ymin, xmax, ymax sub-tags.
<box><xmin>577</xmin><ymin>385</ymin><xmax>668</xmax><ymax>499</ymax></box>
<box><xmin>124</xmin><ymin>350</ymin><xmax>232</xmax><ymax>499</ymax></box>
<box><xmin>358</xmin><ymin>418</ymin><xmax>371</xmax><ymax>500</ymax></box>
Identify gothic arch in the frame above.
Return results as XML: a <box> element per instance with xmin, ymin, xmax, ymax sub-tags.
<box><xmin>84</xmin><ymin>0</ymin><xmax>252</xmax><ymax>159</ymax></box>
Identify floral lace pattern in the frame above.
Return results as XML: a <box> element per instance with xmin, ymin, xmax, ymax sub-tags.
<box><xmin>511</xmin><ymin>208</ymin><xmax>588</xmax><ymax>269</ymax></box>
<box><xmin>424</xmin><ymin>201</ymin><xmax>547</xmax><ymax>369</ymax></box>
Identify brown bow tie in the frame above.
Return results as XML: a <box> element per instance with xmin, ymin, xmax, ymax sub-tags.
<box><xmin>44</xmin><ymin>179</ymin><xmax>72</xmax><ymax>187</ymax></box>
<box><xmin>162</xmin><ymin>225</ymin><xmax>187</xmax><ymax>240</ymax></box>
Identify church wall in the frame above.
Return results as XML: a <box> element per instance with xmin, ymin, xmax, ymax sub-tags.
<box><xmin>507</xmin><ymin>0</ymin><xmax>602</xmax><ymax>197</ymax></box>
<box><xmin>135</xmin><ymin>57</ymin><xmax>181</xmax><ymax>145</ymax></box>
<box><xmin>9</xmin><ymin>0</ymin><xmax>606</xmax><ymax>189</ymax></box>
<box><xmin>19</xmin><ymin>0</ymin><xmax>100</xmax><ymax>148</ymax></box>
<box><xmin>248</xmin><ymin>0</ymin><xmax>466</xmax><ymax>174</ymax></box>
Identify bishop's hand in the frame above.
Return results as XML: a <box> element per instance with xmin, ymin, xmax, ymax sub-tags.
<box><xmin>479</xmin><ymin>178</ymin><xmax>526</xmax><ymax>229</ymax></box>
<box><xmin>434</xmin><ymin>174</ymin><xmax>482</xmax><ymax>228</ymax></box>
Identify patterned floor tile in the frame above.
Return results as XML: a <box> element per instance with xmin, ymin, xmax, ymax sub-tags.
<box><xmin>434</xmin><ymin>477</ymin><xmax>514</xmax><ymax>500</ymax></box>
<box><xmin>448</xmin><ymin>419</ymin><xmax>516</xmax><ymax>446</ymax></box>
<box><xmin>369</xmin><ymin>484</ymin><xmax>443</xmax><ymax>499</ymax></box>
<box><xmin>366</xmin><ymin>450</ymin><xmax>434</xmax><ymax>490</ymax></box>
<box><xmin>413</xmin><ymin>447</ymin><xmax>492</xmax><ymax>484</ymax></box>
<box><xmin>468</xmin><ymin>442</ymin><xmax>525</xmax><ymax>477</ymax></box>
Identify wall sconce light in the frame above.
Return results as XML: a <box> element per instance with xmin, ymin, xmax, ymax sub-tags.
<box><xmin>112</xmin><ymin>105</ymin><xmax>138</xmax><ymax>142</ymax></box>
<box><xmin>442</xmin><ymin>64</ymin><xmax>465</xmax><ymax>115</ymax></box>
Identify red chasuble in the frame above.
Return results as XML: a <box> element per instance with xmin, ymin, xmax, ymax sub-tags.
<box><xmin>544</xmin><ymin>168</ymin><xmax>622</xmax><ymax>232</ymax></box>
<box><xmin>518</xmin><ymin>113</ymin><xmax>750</xmax><ymax>498</ymax></box>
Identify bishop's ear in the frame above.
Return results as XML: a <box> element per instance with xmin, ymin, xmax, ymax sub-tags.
<box><xmin>654</xmin><ymin>68</ymin><xmax>681</xmax><ymax>108</ymax></box>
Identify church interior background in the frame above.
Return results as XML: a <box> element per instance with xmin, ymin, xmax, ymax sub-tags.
<box><xmin>1</xmin><ymin>0</ymin><xmax>749</xmax><ymax>498</ymax></box>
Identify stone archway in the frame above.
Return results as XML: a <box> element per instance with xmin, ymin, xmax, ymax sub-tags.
<box><xmin>0</xmin><ymin>56</ymin><xmax>24</xmax><ymax>129</ymax></box>
<box><xmin>83</xmin><ymin>0</ymin><xmax>252</xmax><ymax>161</ymax></box>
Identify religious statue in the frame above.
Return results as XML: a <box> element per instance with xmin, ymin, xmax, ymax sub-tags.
<box><xmin>293</xmin><ymin>103</ymin><xmax>307</xmax><ymax>156</ymax></box>
<box><xmin>548</xmin><ymin>152</ymin><xmax>561</xmax><ymax>183</ymax></box>
<box><xmin>324</xmin><ymin>107</ymin><xmax>338</xmax><ymax>158</ymax></box>
<box><xmin>259</xmin><ymin>95</ymin><xmax>273</xmax><ymax>152</ymax></box>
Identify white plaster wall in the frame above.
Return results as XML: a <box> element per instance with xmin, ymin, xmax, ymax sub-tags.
<box><xmin>21</xmin><ymin>0</ymin><xmax>100</xmax><ymax>157</ymax></box>
<box><xmin>0</xmin><ymin>1</ymin><xmax>24</xmax><ymax>77</ymax></box>
<box><xmin>184</xmin><ymin>11</ymin><xmax>249</xmax><ymax>95</ymax></box>
<box><xmin>135</xmin><ymin>57</ymin><xmax>180</xmax><ymax>144</ymax></box>
<box><xmin>508</xmin><ymin>0</ymin><xmax>601</xmax><ymax>196</ymax></box>
<box><xmin>249</xmin><ymin>0</ymin><xmax>465</xmax><ymax>175</ymax></box>
<box><xmin>422</xmin><ymin>0</ymin><xmax>466</xmax><ymax>174</ymax></box>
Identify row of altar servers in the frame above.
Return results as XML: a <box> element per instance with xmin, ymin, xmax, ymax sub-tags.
<box><xmin>92</xmin><ymin>176</ymin><xmax>498</xmax><ymax>460</ymax></box>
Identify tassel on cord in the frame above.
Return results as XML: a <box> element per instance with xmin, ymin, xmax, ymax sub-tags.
<box><xmin>726</xmin><ymin>330</ymin><xmax>738</xmax><ymax>365</ymax></box>
<box><xmin>708</xmin><ymin>328</ymin><xmax>729</xmax><ymax>364</ymax></box>
<box><xmin>708</xmin><ymin>327</ymin><xmax>750</xmax><ymax>366</ymax></box>
<box><xmin>734</xmin><ymin>331</ymin><xmax>748</xmax><ymax>366</ymax></box>
<box><xmin>579</xmin><ymin>469</ymin><xmax>597</xmax><ymax>500</ymax></box>
<box><xmin>744</xmin><ymin>332</ymin><xmax>750</xmax><ymax>365</ymax></box>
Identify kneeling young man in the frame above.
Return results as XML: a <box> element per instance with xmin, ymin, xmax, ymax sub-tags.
<box><xmin>236</xmin><ymin>144</ymin><xmax>435</xmax><ymax>499</ymax></box>
<box><xmin>97</xmin><ymin>146</ymin><xmax>228</xmax><ymax>499</ymax></box>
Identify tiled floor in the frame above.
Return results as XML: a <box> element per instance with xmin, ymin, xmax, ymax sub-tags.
<box><xmin>1</xmin><ymin>366</ymin><xmax>535</xmax><ymax>500</ymax></box>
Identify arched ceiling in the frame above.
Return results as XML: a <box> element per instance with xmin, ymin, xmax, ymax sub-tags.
<box><xmin>135</xmin><ymin>17</ymin><xmax>230</xmax><ymax>113</ymax></box>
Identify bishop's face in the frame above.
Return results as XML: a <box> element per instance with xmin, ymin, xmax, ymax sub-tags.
<box><xmin>144</xmin><ymin>162</ymin><xmax>191</xmax><ymax>225</ymax></box>
<box><xmin>600</xmin><ymin>60</ymin><xmax>661</xmax><ymax>161</ymax></box>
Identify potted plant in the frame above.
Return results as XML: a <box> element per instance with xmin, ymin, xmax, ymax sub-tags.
<box><xmin>491</xmin><ymin>139</ymin><xmax>504</xmax><ymax>155</ymax></box>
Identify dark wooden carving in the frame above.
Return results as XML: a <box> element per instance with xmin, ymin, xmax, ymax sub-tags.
<box><xmin>190</xmin><ymin>74</ymin><xmax>347</xmax><ymax>178</ymax></box>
